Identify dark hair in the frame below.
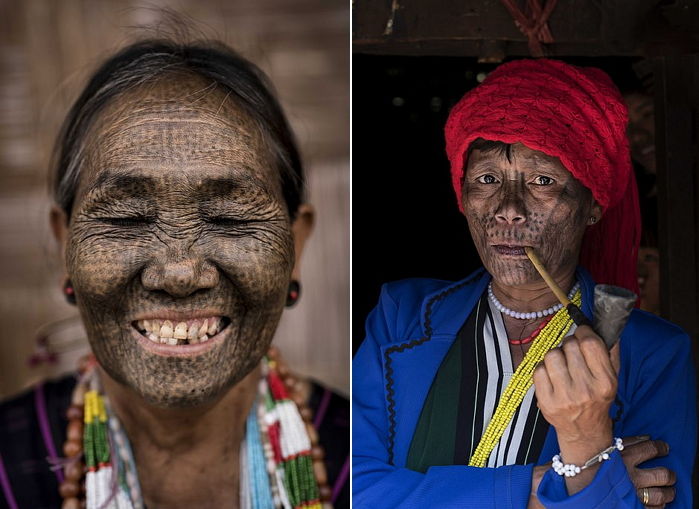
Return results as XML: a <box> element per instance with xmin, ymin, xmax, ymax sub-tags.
<box><xmin>51</xmin><ymin>39</ymin><xmax>304</xmax><ymax>221</ymax></box>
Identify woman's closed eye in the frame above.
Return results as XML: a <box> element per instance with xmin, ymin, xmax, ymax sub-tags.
<box><xmin>99</xmin><ymin>215</ymin><xmax>154</xmax><ymax>227</ymax></box>
<box><xmin>206</xmin><ymin>215</ymin><xmax>251</xmax><ymax>227</ymax></box>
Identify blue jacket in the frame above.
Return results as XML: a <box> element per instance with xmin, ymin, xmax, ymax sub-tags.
<box><xmin>353</xmin><ymin>268</ymin><xmax>696</xmax><ymax>508</ymax></box>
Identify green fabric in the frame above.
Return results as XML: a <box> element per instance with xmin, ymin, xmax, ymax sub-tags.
<box><xmin>405</xmin><ymin>337</ymin><xmax>462</xmax><ymax>473</ymax></box>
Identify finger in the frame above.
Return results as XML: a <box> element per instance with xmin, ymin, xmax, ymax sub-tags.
<box><xmin>621</xmin><ymin>435</ymin><xmax>651</xmax><ymax>448</ymax></box>
<box><xmin>637</xmin><ymin>486</ymin><xmax>675</xmax><ymax>507</ymax></box>
<box><xmin>623</xmin><ymin>440</ymin><xmax>670</xmax><ymax>468</ymax></box>
<box><xmin>542</xmin><ymin>348</ymin><xmax>572</xmax><ymax>388</ymax></box>
<box><xmin>632</xmin><ymin>466</ymin><xmax>677</xmax><ymax>488</ymax></box>
<box><xmin>610</xmin><ymin>341</ymin><xmax>621</xmax><ymax>374</ymax></box>
<box><xmin>533</xmin><ymin>363</ymin><xmax>553</xmax><ymax>401</ymax></box>
<box><xmin>560</xmin><ymin>337</ymin><xmax>593</xmax><ymax>381</ymax></box>
<box><xmin>577</xmin><ymin>332</ymin><xmax>616</xmax><ymax>382</ymax></box>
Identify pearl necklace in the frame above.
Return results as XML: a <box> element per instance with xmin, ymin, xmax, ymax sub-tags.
<box><xmin>487</xmin><ymin>281</ymin><xmax>580</xmax><ymax>320</ymax></box>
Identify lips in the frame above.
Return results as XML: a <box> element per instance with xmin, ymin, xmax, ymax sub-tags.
<box><xmin>492</xmin><ymin>245</ymin><xmax>528</xmax><ymax>256</ymax></box>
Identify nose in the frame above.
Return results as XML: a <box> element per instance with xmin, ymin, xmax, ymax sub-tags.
<box><xmin>142</xmin><ymin>249</ymin><xmax>219</xmax><ymax>298</ymax></box>
<box><xmin>495</xmin><ymin>181</ymin><xmax>526</xmax><ymax>225</ymax></box>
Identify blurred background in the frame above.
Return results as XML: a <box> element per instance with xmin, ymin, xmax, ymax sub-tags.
<box><xmin>0</xmin><ymin>0</ymin><xmax>349</xmax><ymax>397</ymax></box>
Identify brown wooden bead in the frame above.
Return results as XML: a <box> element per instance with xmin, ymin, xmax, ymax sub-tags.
<box><xmin>319</xmin><ymin>484</ymin><xmax>333</xmax><ymax>501</ymax></box>
<box><xmin>313</xmin><ymin>459</ymin><xmax>328</xmax><ymax>485</ymax></box>
<box><xmin>59</xmin><ymin>480</ymin><xmax>80</xmax><ymax>498</ymax></box>
<box><xmin>292</xmin><ymin>392</ymin><xmax>306</xmax><ymax>407</ymax></box>
<box><xmin>66</xmin><ymin>405</ymin><xmax>83</xmax><ymax>421</ymax></box>
<box><xmin>267</xmin><ymin>345</ymin><xmax>279</xmax><ymax>359</ymax></box>
<box><xmin>300</xmin><ymin>406</ymin><xmax>314</xmax><ymax>422</ymax></box>
<box><xmin>311</xmin><ymin>445</ymin><xmax>325</xmax><ymax>460</ymax></box>
<box><xmin>64</xmin><ymin>460</ymin><xmax>84</xmax><ymax>482</ymax></box>
<box><xmin>305</xmin><ymin>422</ymin><xmax>319</xmax><ymax>445</ymax></box>
<box><xmin>62</xmin><ymin>497</ymin><xmax>80</xmax><ymax>509</ymax></box>
<box><xmin>63</xmin><ymin>439</ymin><xmax>82</xmax><ymax>458</ymax></box>
<box><xmin>66</xmin><ymin>420</ymin><xmax>83</xmax><ymax>441</ymax></box>
<box><xmin>277</xmin><ymin>362</ymin><xmax>289</xmax><ymax>377</ymax></box>
<box><xmin>283</xmin><ymin>374</ymin><xmax>296</xmax><ymax>388</ymax></box>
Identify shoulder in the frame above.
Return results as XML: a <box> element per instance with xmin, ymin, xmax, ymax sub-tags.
<box><xmin>366</xmin><ymin>269</ymin><xmax>487</xmax><ymax>346</ymax></box>
<box><xmin>0</xmin><ymin>374</ymin><xmax>75</xmax><ymax>508</ymax></box>
<box><xmin>622</xmin><ymin>309</ymin><xmax>692</xmax><ymax>366</ymax></box>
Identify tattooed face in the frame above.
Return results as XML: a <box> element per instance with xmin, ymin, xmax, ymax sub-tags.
<box><xmin>462</xmin><ymin>142</ymin><xmax>600</xmax><ymax>287</ymax></box>
<box><xmin>64</xmin><ymin>75</ymin><xmax>294</xmax><ymax>407</ymax></box>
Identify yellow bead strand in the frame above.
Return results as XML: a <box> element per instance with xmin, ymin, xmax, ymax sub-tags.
<box><xmin>468</xmin><ymin>290</ymin><xmax>582</xmax><ymax>468</ymax></box>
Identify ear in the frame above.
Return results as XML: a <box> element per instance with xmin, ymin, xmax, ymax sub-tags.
<box><xmin>290</xmin><ymin>203</ymin><xmax>315</xmax><ymax>281</ymax></box>
<box><xmin>588</xmin><ymin>198</ymin><xmax>603</xmax><ymax>225</ymax></box>
<box><xmin>50</xmin><ymin>205</ymin><xmax>69</xmax><ymax>270</ymax></box>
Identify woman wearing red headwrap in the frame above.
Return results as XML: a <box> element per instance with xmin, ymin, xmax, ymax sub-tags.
<box><xmin>353</xmin><ymin>60</ymin><xmax>695</xmax><ymax>508</ymax></box>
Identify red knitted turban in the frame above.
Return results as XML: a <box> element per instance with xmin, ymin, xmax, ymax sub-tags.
<box><xmin>445</xmin><ymin>59</ymin><xmax>640</xmax><ymax>295</ymax></box>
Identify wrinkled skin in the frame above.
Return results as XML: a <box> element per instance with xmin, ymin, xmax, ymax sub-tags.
<box><xmin>461</xmin><ymin>143</ymin><xmax>599</xmax><ymax>288</ymax></box>
<box><xmin>62</xmin><ymin>74</ymin><xmax>294</xmax><ymax>408</ymax></box>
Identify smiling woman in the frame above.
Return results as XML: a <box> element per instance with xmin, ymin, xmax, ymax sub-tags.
<box><xmin>0</xmin><ymin>39</ymin><xmax>341</xmax><ymax>509</ymax></box>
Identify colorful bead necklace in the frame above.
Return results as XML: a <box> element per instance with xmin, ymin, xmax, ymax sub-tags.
<box><xmin>468</xmin><ymin>289</ymin><xmax>582</xmax><ymax>468</ymax></box>
<box><xmin>58</xmin><ymin>350</ymin><xmax>332</xmax><ymax>509</ymax></box>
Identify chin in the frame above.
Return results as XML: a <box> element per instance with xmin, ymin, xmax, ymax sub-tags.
<box><xmin>486</xmin><ymin>259</ymin><xmax>540</xmax><ymax>287</ymax></box>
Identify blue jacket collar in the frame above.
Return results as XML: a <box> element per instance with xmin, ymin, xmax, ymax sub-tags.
<box><xmin>419</xmin><ymin>267</ymin><xmax>596</xmax><ymax>338</ymax></box>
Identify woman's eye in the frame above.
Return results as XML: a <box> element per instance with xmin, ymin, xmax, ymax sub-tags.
<box><xmin>101</xmin><ymin>216</ymin><xmax>152</xmax><ymax>227</ymax></box>
<box><xmin>207</xmin><ymin>216</ymin><xmax>248</xmax><ymax>227</ymax></box>
<box><xmin>477</xmin><ymin>174</ymin><xmax>499</xmax><ymax>184</ymax></box>
<box><xmin>533</xmin><ymin>175</ymin><xmax>555</xmax><ymax>185</ymax></box>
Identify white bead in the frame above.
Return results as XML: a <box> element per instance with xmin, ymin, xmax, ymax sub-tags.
<box><xmin>602</xmin><ymin>453</ymin><xmax>609</xmax><ymax>460</ymax></box>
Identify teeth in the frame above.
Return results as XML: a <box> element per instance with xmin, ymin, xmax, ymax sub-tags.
<box><xmin>137</xmin><ymin>317</ymin><xmax>224</xmax><ymax>345</ymax></box>
<box><xmin>173</xmin><ymin>321</ymin><xmax>188</xmax><ymax>339</ymax></box>
<box><xmin>160</xmin><ymin>320</ymin><xmax>173</xmax><ymax>338</ymax></box>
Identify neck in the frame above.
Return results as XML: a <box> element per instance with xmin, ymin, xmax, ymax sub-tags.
<box><xmin>491</xmin><ymin>266</ymin><xmax>577</xmax><ymax>314</ymax></box>
<box><xmin>101</xmin><ymin>365</ymin><xmax>259</xmax><ymax>508</ymax></box>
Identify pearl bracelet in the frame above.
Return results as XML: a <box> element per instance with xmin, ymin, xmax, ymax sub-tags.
<box><xmin>552</xmin><ymin>438</ymin><xmax>624</xmax><ymax>477</ymax></box>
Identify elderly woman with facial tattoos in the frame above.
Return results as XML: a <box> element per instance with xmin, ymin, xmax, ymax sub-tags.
<box><xmin>353</xmin><ymin>59</ymin><xmax>695</xmax><ymax>508</ymax></box>
<box><xmin>0</xmin><ymin>40</ymin><xmax>348</xmax><ymax>509</ymax></box>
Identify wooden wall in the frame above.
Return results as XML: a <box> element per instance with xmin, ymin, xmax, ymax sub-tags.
<box><xmin>0</xmin><ymin>0</ymin><xmax>349</xmax><ymax>397</ymax></box>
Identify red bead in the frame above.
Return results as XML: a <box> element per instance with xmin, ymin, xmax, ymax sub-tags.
<box><xmin>59</xmin><ymin>480</ymin><xmax>80</xmax><ymax>498</ymax></box>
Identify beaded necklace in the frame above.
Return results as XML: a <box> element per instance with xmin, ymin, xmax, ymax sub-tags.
<box><xmin>468</xmin><ymin>289</ymin><xmax>582</xmax><ymax>468</ymax></box>
<box><xmin>59</xmin><ymin>350</ymin><xmax>331</xmax><ymax>509</ymax></box>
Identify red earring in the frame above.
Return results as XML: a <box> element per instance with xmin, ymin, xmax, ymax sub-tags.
<box><xmin>285</xmin><ymin>280</ymin><xmax>301</xmax><ymax>307</ymax></box>
<box><xmin>63</xmin><ymin>279</ymin><xmax>76</xmax><ymax>305</ymax></box>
